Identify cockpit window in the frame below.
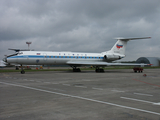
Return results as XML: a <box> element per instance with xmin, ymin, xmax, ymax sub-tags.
<box><xmin>19</xmin><ymin>52</ymin><xmax>23</xmax><ymax>55</ymax></box>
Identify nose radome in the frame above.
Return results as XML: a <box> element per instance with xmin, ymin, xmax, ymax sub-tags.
<box><xmin>3</xmin><ymin>57</ymin><xmax>7</xmax><ymax>62</ymax></box>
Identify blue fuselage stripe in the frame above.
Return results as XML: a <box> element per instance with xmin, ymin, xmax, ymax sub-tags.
<box><xmin>8</xmin><ymin>55</ymin><xmax>104</xmax><ymax>59</ymax></box>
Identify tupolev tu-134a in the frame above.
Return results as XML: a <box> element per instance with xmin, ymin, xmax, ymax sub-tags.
<box><xmin>3</xmin><ymin>37</ymin><xmax>151</xmax><ymax>74</ymax></box>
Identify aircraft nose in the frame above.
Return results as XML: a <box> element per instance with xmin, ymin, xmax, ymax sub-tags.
<box><xmin>3</xmin><ymin>57</ymin><xmax>7</xmax><ymax>62</ymax></box>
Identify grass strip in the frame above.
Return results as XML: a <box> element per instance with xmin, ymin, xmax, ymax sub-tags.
<box><xmin>0</xmin><ymin>66</ymin><xmax>160</xmax><ymax>73</ymax></box>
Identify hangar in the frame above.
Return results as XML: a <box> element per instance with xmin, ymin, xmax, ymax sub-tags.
<box><xmin>136</xmin><ymin>57</ymin><xmax>160</xmax><ymax>67</ymax></box>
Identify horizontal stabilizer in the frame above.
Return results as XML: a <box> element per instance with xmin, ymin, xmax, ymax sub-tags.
<box><xmin>114</xmin><ymin>37</ymin><xmax>151</xmax><ymax>41</ymax></box>
<box><xmin>8</xmin><ymin>48</ymin><xmax>34</xmax><ymax>52</ymax></box>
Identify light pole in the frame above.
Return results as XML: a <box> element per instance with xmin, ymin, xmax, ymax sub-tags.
<box><xmin>26</xmin><ymin>42</ymin><xmax>32</xmax><ymax>50</ymax></box>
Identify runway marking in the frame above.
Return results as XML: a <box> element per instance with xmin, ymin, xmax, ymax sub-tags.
<box><xmin>53</xmin><ymin>88</ymin><xmax>65</xmax><ymax>92</ymax></box>
<box><xmin>29</xmin><ymin>80</ymin><xmax>34</xmax><ymax>82</ymax></box>
<box><xmin>134</xmin><ymin>93</ymin><xmax>153</xmax><ymax>97</ymax></box>
<box><xmin>44</xmin><ymin>82</ymin><xmax>51</xmax><ymax>84</ymax></box>
<box><xmin>0</xmin><ymin>81</ymin><xmax>160</xmax><ymax>116</ymax></box>
<box><xmin>36</xmin><ymin>81</ymin><xmax>41</xmax><ymax>82</ymax></box>
<box><xmin>82</xmin><ymin>79</ymin><xmax>91</xmax><ymax>81</ymax></box>
<box><xmin>92</xmin><ymin>87</ymin><xmax>103</xmax><ymax>90</ymax></box>
<box><xmin>153</xmin><ymin>103</ymin><xmax>160</xmax><ymax>105</ymax></box>
<box><xmin>3</xmin><ymin>73</ymin><xmax>10</xmax><ymax>77</ymax></box>
<box><xmin>111</xmin><ymin>90</ymin><xmax>125</xmax><ymax>92</ymax></box>
<box><xmin>62</xmin><ymin>84</ymin><xmax>70</xmax><ymax>86</ymax></box>
<box><xmin>133</xmin><ymin>79</ymin><xmax>160</xmax><ymax>87</ymax></box>
<box><xmin>121</xmin><ymin>97</ymin><xmax>160</xmax><ymax>105</ymax></box>
<box><xmin>74</xmin><ymin>86</ymin><xmax>87</xmax><ymax>88</ymax></box>
<box><xmin>52</xmin><ymin>83</ymin><xmax>59</xmax><ymax>84</ymax></box>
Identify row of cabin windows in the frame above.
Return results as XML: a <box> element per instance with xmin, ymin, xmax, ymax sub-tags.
<box><xmin>59</xmin><ymin>53</ymin><xmax>87</xmax><ymax>56</ymax></box>
<box><xmin>44</xmin><ymin>56</ymin><xmax>102</xmax><ymax>59</ymax></box>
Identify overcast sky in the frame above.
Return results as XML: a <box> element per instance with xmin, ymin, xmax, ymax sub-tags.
<box><xmin>0</xmin><ymin>0</ymin><xmax>160</xmax><ymax>61</ymax></box>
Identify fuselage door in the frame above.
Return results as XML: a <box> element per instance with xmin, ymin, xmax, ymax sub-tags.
<box><xmin>43</xmin><ymin>53</ymin><xmax>47</xmax><ymax>61</ymax></box>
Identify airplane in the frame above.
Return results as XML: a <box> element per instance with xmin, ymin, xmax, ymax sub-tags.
<box><xmin>3</xmin><ymin>37</ymin><xmax>151</xmax><ymax>74</ymax></box>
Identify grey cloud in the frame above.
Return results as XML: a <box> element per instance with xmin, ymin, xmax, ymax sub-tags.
<box><xmin>0</xmin><ymin>0</ymin><xmax>160</xmax><ymax>60</ymax></box>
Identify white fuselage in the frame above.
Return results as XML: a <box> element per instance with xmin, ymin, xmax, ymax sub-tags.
<box><xmin>7</xmin><ymin>51</ymin><xmax>122</xmax><ymax>65</ymax></box>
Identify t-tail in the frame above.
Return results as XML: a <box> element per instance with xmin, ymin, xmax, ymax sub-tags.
<box><xmin>110</xmin><ymin>37</ymin><xmax>151</xmax><ymax>55</ymax></box>
<box><xmin>103</xmin><ymin>37</ymin><xmax>151</xmax><ymax>61</ymax></box>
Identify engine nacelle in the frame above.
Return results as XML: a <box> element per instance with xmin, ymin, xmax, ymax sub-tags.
<box><xmin>104</xmin><ymin>54</ymin><xmax>121</xmax><ymax>60</ymax></box>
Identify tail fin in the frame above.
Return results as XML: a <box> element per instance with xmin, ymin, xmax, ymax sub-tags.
<box><xmin>110</xmin><ymin>37</ymin><xmax>151</xmax><ymax>55</ymax></box>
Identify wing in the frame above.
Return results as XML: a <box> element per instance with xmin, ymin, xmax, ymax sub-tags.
<box><xmin>8</xmin><ymin>48</ymin><xmax>34</xmax><ymax>52</ymax></box>
<box><xmin>67</xmin><ymin>61</ymin><xmax>150</xmax><ymax>67</ymax></box>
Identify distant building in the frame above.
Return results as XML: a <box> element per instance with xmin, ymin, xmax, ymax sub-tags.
<box><xmin>136</xmin><ymin>57</ymin><xmax>160</xmax><ymax>67</ymax></box>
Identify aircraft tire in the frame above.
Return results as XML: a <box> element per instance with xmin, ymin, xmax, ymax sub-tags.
<box><xmin>100</xmin><ymin>69</ymin><xmax>104</xmax><ymax>72</ymax></box>
<box><xmin>16</xmin><ymin>66</ymin><xmax>19</xmax><ymax>70</ymax></box>
<box><xmin>21</xmin><ymin>70</ymin><xmax>25</xmax><ymax>74</ymax></box>
<box><xmin>95</xmin><ymin>69</ymin><xmax>104</xmax><ymax>73</ymax></box>
<box><xmin>73</xmin><ymin>68</ymin><xmax>81</xmax><ymax>72</ymax></box>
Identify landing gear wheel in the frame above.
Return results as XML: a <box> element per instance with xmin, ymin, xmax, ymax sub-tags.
<box><xmin>73</xmin><ymin>68</ymin><xmax>81</xmax><ymax>72</ymax></box>
<box><xmin>21</xmin><ymin>70</ymin><xmax>25</xmax><ymax>74</ymax></box>
<box><xmin>20</xmin><ymin>65</ymin><xmax>25</xmax><ymax>74</ymax></box>
<box><xmin>16</xmin><ymin>66</ymin><xmax>19</xmax><ymax>70</ymax></box>
<box><xmin>95</xmin><ymin>68</ymin><xmax>104</xmax><ymax>73</ymax></box>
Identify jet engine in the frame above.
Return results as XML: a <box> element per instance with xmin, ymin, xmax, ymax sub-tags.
<box><xmin>104</xmin><ymin>54</ymin><xmax>121</xmax><ymax>60</ymax></box>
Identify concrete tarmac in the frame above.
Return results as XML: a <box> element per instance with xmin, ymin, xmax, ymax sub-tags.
<box><xmin>0</xmin><ymin>69</ymin><xmax>160</xmax><ymax>120</ymax></box>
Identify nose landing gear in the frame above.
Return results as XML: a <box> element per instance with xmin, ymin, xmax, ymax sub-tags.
<box><xmin>20</xmin><ymin>65</ymin><xmax>25</xmax><ymax>74</ymax></box>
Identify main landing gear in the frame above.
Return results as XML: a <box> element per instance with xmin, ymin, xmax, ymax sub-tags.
<box><xmin>71</xmin><ymin>66</ymin><xmax>104</xmax><ymax>72</ymax></box>
<box><xmin>20</xmin><ymin>65</ymin><xmax>25</xmax><ymax>74</ymax></box>
<box><xmin>71</xmin><ymin>66</ymin><xmax>81</xmax><ymax>72</ymax></box>
<box><xmin>95</xmin><ymin>68</ymin><xmax>104</xmax><ymax>73</ymax></box>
